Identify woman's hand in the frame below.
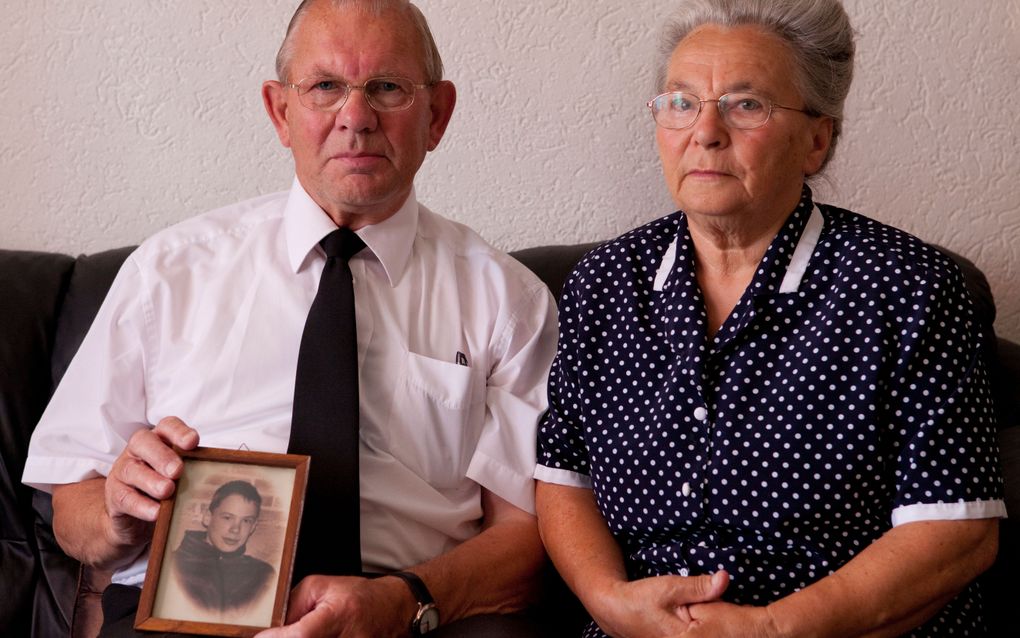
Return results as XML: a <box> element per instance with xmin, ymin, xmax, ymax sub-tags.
<box><xmin>681</xmin><ymin>601</ymin><xmax>779</xmax><ymax>638</ymax></box>
<box><xmin>536</xmin><ymin>482</ymin><xmax>731</xmax><ymax>638</ymax></box>
<box><xmin>588</xmin><ymin>572</ymin><xmax>730</xmax><ymax>638</ymax></box>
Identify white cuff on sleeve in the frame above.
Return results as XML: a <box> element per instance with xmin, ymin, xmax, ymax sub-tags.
<box><xmin>533</xmin><ymin>464</ymin><xmax>592</xmax><ymax>489</ymax></box>
<box><xmin>891</xmin><ymin>499</ymin><xmax>1007</xmax><ymax>526</ymax></box>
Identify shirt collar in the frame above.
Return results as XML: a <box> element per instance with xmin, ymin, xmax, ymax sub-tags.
<box><xmin>653</xmin><ymin>185</ymin><xmax>821</xmax><ymax>295</ymax></box>
<box><xmin>284</xmin><ymin>176</ymin><xmax>418</xmax><ymax>286</ymax></box>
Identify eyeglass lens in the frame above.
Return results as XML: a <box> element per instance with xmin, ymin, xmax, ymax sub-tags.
<box><xmin>297</xmin><ymin>77</ymin><xmax>418</xmax><ymax>112</ymax></box>
<box><xmin>650</xmin><ymin>92</ymin><xmax>773</xmax><ymax>130</ymax></box>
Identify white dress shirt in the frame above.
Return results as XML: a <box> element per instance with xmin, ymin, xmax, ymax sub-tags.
<box><xmin>24</xmin><ymin>177</ymin><xmax>558</xmax><ymax>585</ymax></box>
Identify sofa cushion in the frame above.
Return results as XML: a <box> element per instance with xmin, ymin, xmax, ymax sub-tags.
<box><xmin>51</xmin><ymin>247</ymin><xmax>137</xmax><ymax>387</ymax></box>
<box><xmin>0</xmin><ymin>250</ymin><xmax>75</xmax><ymax>635</ymax></box>
<box><xmin>510</xmin><ymin>243</ymin><xmax>600</xmax><ymax>300</ymax></box>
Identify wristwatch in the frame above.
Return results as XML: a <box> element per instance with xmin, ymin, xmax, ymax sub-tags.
<box><xmin>390</xmin><ymin>571</ymin><xmax>440</xmax><ymax>635</ymax></box>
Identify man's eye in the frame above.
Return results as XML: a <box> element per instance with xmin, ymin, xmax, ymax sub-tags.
<box><xmin>375</xmin><ymin>81</ymin><xmax>401</xmax><ymax>92</ymax></box>
<box><xmin>311</xmin><ymin>80</ymin><xmax>341</xmax><ymax>92</ymax></box>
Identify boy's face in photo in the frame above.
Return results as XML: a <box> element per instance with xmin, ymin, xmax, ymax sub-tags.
<box><xmin>202</xmin><ymin>494</ymin><xmax>259</xmax><ymax>553</ymax></box>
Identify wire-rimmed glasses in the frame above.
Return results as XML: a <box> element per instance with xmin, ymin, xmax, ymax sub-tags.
<box><xmin>285</xmin><ymin>76</ymin><xmax>434</xmax><ymax>113</ymax></box>
<box><xmin>647</xmin><ymin>91</ymin><xmax>814</xmax><ymax>130</ymax></box>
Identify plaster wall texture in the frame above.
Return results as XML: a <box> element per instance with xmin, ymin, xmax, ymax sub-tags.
<box><xmin>2</xmin><ymin>0</ymin><xmax>1018</xmax><ymax>340</ymax></box>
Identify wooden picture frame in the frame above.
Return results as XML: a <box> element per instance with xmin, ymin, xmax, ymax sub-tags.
<box><xmin>135</xmin><ymin>447</ymin><xmax>309</xmax><ymax>636</ymax></box>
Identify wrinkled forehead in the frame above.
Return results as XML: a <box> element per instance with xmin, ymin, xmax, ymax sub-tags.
<box><xmin>665</xmin><ymin>24</ymin><xmax>800</xmax><ymax>98</ymax></box>
<box><xmin>289</xmin><ymin>3</ymin><xmax>427</xmax><ymax>80</ymax></box>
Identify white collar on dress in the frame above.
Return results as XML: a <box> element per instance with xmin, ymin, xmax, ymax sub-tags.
<box><xmin>653</xmin><ymin>205</ymin><xmax>824</xmax><ymax>294</ymax></box>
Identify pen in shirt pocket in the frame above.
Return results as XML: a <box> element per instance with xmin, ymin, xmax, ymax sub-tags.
<box><xmin>456</xmin><ymin>351</ymin><xmax>468</xmax><ymax>366</ymax></box>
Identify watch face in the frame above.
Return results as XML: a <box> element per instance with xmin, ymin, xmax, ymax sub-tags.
<box><xmin>418</xmin><ymin>606</ymin><xmax>440</xmax><ymax>633</ymax></box>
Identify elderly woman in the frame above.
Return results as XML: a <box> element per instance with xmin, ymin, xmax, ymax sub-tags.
<box><xmin>534</xmin><ymin>0</ymin><xmax>1004</xmax><ymax>636</ymax></box>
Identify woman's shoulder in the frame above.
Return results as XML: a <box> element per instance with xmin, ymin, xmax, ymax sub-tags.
<box><xmin>816</xmin><ymin>204</ymin><xmax>960</xmax><ymax>282</ymax></box>
<box><xmin>567</xmin><ymin>211</ymin><xmax>685</xmax><ymax>284</ymax></box>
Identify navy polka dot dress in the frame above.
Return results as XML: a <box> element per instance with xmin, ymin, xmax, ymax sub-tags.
<box><xmin>535</xmin><ymin>187</ymin><xmax>1005</xmax><ymax>637</ymax></box>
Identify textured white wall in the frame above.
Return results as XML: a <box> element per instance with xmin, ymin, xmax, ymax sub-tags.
<box><xmin>2</xmin><ymin>0</ymin><xmax>1018</xmax><ymax>340</ymax></box>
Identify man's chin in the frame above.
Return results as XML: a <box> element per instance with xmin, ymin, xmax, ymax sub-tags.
<box><xmin>311</xmin><ymin>179</ymin><xmax>412</xmax><ymax>221</ymax></box>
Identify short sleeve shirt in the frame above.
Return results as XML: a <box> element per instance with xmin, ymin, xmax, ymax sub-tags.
<box><xmin>25</xmin><ymin>179</ymin><xmax>558</xmax><ymax>585</ymax></box>
<box><xmin>536</xmin><ymin>187</ymin><xmax>1005</xmax><ymax>636</ymax></box>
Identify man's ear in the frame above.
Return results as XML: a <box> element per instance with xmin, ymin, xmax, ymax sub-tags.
<box><xmin>426</xmin><ymin>80</ymin><xmax>457</xmax><ymax>152</ymax></box>
<box><xmin>263</xmin><ymin>80</ymin><xmax>293</xmax><ymax>148</ymax></box>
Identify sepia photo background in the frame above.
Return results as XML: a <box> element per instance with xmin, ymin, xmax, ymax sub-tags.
<box><xmin>152</xmin><ymin>460</ymin><xmax>295</xmax><ymax>627</ymax></box>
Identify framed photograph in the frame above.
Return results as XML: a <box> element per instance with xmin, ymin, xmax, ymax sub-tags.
<box><xmin>135</xmin><ymin>447</ymin><xmax>309</xmax><ymax>637</ymax></box>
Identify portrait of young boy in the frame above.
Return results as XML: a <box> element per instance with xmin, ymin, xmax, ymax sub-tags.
<box><xmin>171</xmin><ymin>480</ymin><xmax>276</xmax><ymax>614</ymax></box>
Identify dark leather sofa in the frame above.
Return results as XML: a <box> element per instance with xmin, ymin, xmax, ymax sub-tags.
<box><xmin>2</xmin><ymin>243</ymin><xmax>1018</xmax><ymax>637</ymax></box>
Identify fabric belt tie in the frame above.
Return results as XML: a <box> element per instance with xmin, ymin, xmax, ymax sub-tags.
<box><xmin>288</xmin><ymin>227</ymin><xmax>365</xmax><ymax>582</ymax></box>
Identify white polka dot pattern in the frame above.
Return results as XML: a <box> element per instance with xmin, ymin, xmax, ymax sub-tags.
<box><xmin>537</xmin><ymin>187</ymin><xmax>1004</xmax><ymax>637</ymax></box>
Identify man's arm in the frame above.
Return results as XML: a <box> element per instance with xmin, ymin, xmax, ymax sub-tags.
<box><xmin>258</xmin><ymin>488</ymin><xmax>545</xmax><ymax>638</ymax></box>
<box><xmin>535</xmin><ymin>481</ymin><xmax>728</xmax><ymax>638</ymax></box>
<box><xmin>51</xmin><ymin>418</ymin><xmax>199</xmax><ymax>571</ymax></box>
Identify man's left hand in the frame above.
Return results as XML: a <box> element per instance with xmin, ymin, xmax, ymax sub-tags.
<box><xmin>256</xmin><ymin>575</ymin><xmax>416</xmax><ymax>638</ymax></box>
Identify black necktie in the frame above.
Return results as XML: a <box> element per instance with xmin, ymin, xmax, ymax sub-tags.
<box><xmin>289</xmin><ymin>228</ymin><xmax>365</xmax><ymax>582</ymax></box>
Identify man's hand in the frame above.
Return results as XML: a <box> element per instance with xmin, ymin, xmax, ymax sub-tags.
<box><xmin>256</xmin><ymin>575</ymin><xmax>417</xmax><ymax>638</ymax></box>
<box><xmin>52</xmin><ymin>416</ymin><xmax>199</xmax><ymax>569</ymax></box>
<box><xmin>587</xmin><ymin>571</ymin><xmax>730</xmax><ymax>638</ymax></box>
<box><xmin>105</xmin><ymin>416</ymin><xmax>198</xmax><ymax>535</ymax></box>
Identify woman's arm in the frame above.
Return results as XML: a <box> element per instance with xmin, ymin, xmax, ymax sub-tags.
<box><xmin>536</xmin><ymin>481</ymin><xmax>728</xmax><ymax>638</ymax></box>
<box><xmin>684</xmin><ymin>518</ymin><xmax>998</xmax><ymax>638</ymax></box>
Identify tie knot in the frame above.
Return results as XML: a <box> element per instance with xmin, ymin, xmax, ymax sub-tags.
<box><xmin>320</xmin><ymin>228</ymin><xmax>366</xmax><ymax>261</ymax></box>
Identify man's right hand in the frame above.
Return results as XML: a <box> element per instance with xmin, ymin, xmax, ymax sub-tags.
<box><xmin>104</xmin><ymin>417</ymin><xmax>200</xmax><ymax>545</ymax></box>
<box><xmin>51</xmin><ymin>417</ymin><xmax>199</xmax><ymax>570</ymax></box>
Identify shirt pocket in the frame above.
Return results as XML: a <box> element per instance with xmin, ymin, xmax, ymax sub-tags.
<box><xmin>385</xmin><ymin>351</ymin><xmax>486</xmax><ymax>488</ymax></box>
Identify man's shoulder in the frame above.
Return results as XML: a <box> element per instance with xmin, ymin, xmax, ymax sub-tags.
<box><xmin>416</xmin><ymin>204</ymin><xmax>548</xmax><ymax>293</ymax></box>
<box><xmin>130</xmin><ymin>190</ymin><xmax>289</xmax><ymax>268</ymax></box>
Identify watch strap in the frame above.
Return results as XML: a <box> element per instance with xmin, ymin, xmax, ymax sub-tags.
<box><xmin>391</xmin><ymin>571</ymin><xmax>439</xmax><ymax>635</ymax></box>
<box><xmin>390</xmin><ymin>571</ymin><xmax>435</xmax><ymax>605</ymax></box>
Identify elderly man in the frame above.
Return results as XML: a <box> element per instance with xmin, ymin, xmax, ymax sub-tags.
<box><xmin>22</xmin><ymin>1</ymin><xmax>557</xmax><ymax>636</ymax></box>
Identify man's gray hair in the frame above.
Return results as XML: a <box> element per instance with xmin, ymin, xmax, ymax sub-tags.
<box><xmin>656</xmin><ymin>0</ymin><xmax>855</xmax><ymax>171</ymax></box>
<box><xmin>275</xmin><ymin>0</ymin><xmax>444</xmax><ymax>84</ymax></box>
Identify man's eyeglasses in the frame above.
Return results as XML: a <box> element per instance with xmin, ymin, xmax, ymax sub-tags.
<box><xmin>285</xmin><ymin>76</ymin><xmax>434</xmax><ymax>113</ymax></box>
<box><xmin>647</xmin><ymin>91</ymin><xmax>815</xmax><ymax>130</ymax></box>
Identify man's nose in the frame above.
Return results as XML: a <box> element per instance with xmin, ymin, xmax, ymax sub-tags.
<box><xmin>336</xmin><ymin>87</ymin><xmax>379</xmax><ymax>132</ymax></box>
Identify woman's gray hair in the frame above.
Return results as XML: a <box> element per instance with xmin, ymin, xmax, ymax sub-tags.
<box><xmin>657</xmin><ymin>0</ymin><xmax>855</xmax><ymax>170</ymax></box>
<box><xmin>275</xmin><ymin>0</ymin><xmax>444</xmax><ymax>85</ymax></box>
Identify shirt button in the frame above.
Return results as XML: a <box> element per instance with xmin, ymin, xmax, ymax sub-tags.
<box><xmin>693</xmin><ymin>406</ymin><xmax>708</xmax><ymax>421</ymax></box>
<box><xmin>681</xmin><ymin>482</ymin><xmax>692</xmax><ymax>497</ymax></box>
<box><xmin>679</xmin><ymin>568</ymin><xmax>690</xmax><ymax>577</ymax></box>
